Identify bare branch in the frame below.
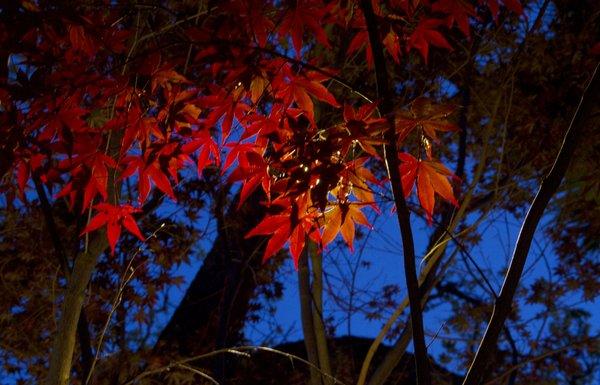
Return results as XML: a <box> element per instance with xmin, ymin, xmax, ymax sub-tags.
<box><xmin>359</xmin><ymin>1</ymin><xmax>430</xmax><ymax>384</ymax></box>
<box><xmin>462</xmin><ymin>63</ymin><xmax>599</xmax><ymax>385</ymax></box>
<box><xmin>310</xmin><ymin>243</ymin><xmax>334</xmax><ymax>385</ymax></box>
<box><xmin>123</xmin><ymin>346</ymin><xmax>347</xmax><ymax>385</ymax></box>
<box><xmin>299</xmin><ymin>246</ymin><xmax>322</xmax><ymax>385</ymax></box>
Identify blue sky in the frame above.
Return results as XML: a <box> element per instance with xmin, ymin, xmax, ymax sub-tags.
<box><xmin>161</xmin><ymin>188</ymin><xmax>599</xmax><ymax>375</ymax></box>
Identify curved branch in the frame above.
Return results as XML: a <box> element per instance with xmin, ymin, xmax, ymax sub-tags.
<box><xmin>123</xmin><ymin>346</ymin><xmax>347</xmax><ymax>385</ymax></box>
<box><xmin>462</xmin><ymin>63</ymin><xmax>599</xmax><ymax>385</ymax></box>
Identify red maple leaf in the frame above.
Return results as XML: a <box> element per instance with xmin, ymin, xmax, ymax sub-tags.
<box><xmin>246</xmin><ymin>214</ymin><xmax>292</xmax><ymax>261</ymax></box>
<box><xmin>227</xmin><ymin>149</ymin><xmax>270</xmax><ymax>207</ymax></box>
<box><xmin>157</xmin><ymin>88</ymin><xmax>203</xmax><ymax>134</ymax></box>
<box><xmin>81</xmin><ymin>203</ymin><xmax>144</xmax><ymax>254</ymax></box>
<box><xmin>120</xmin><ymin>151</ymin><xmax>177</xmax><ymax>204</ymax></box>
<box><xmin>396</xmin><ymin>97</ymin><xmax>458</xmax><ymax>143</ymax></box>
<box><xmin>432</xmin><ymin>0</ymin><xmax>478</xmax><ymax>38</ymax></box>
<box><xmin>245</xmin><ymin>195</ymin><xmax>320</xmax><ymax>267</ymax></box>
<box><xmin>200</xmin><ymin>85</ymin><xmax>250</xmax><ymax>141</ymax></box>
<box><xmin>346</xmin><ymin>17</ymin><xmax>373</xmax><ymax>68</ymax></box>
<box><xmin>55</xmin><ymin>138</ymin><xmax>118</xmax><ymax>211</ymax></box>
<box><xmin>278</xmin><ymin>0</ymin><xmax>332</xmax><ymax>57</ymax></box>
<box><xmin>181</xmin><ymin>129</ymin><xmax>221</xmax><ymax>176</ymax></box>
<box><xmin>333</xmin><ymin>157</ymin><xmax>381</xmax><ymax>208</ymax></box>
<box><xmin>273</xmin><ymin>66</ymin><xmax>340</xmax><ymax>125</ymax></box>
<box><xmin>13</xmin><ymin>153</ymin><xmax>45</xmax><ymax>201</ymax></box>
<box><xmin>231</xmin><ymin>0</ymin><xmax>275</xmax><ymax>47</ymax></box>
<box><xmin>104</xmin><ymin>104</ymin><xmax>160</xmax><ymax>154</ymax></box>
<box><xmin>340</xmin><ymin>103</ymin><xmax>387</xmax><ymax>157</ymax></box>
<box><xmin>38</xmin><ymin>95</ymin><xmax>88</xmax><ymax>142</ymax></box>
<box><xmin>407</xmin><ymin>18</ymin><xmax>453</xmax><ymax>63</ymax></box>
<box><xmin>398</xmin><ymin>152</ymin><xmax>458</xmax><ymax>223</ymax></box>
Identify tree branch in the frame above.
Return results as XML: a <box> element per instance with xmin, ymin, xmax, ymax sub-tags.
<box><xmin>153</xmin><ymin>190</ymin><xmax>268</xmax><ymax>356</ymax></box>
<box><xmin>46</xmin><ymin>232</ymin><xmax>108</xmax><ymax>385</ymax></box>
<box><xmin>438</xmin><ymin>282</ymin><xmax>519</xmax><ymax>385</ymax></box>
<box><xmin>298</xmin><ymin>246</ymin><xmax>322</xmax><ymax>385</ymax></box>
<box><xmin>32</xmin><ymin>174</ymin><xmax>94</xmax><ymax>382</ymax></box>
<box><xmin>462</xmin><ymin>63</ymin><xmax>599</xmax><ymax>385</ymax></box>
<box><xmin>360</xmin><ymin>46</ymin><xmax>477</xmax><ymax>383</ymax></box>
<box><xmin>310</xmin><ymin>242</ymin><xmax>333</xmax><ymax>385</ymax></box>
<box><xmin>359</xmin><ymin>1</ymin><xmax>430</xmax><ymax>384</ymax></box>
<box><xmin>46</xmin><ymin>129</ymin><xmax>123</xmax><ymax>385</ymax></box>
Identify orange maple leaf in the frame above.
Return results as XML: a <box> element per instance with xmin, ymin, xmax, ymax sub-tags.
<box><xmin>396</xmin><ymin>97</ymin><xmax>458</xmax><ymax>143</ymax></box>
<box><xmin>398</xmin><ymin>153</ymin><xmax>458</xmax><ymax>223</ymax></box>
<box><xmin>321</xmin><ymin>202</ymin><xmax>371</xmax><ymax>251</ymax></box>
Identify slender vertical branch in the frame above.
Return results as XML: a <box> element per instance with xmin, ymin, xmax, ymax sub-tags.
<box><xmin>359</xmin><ymin>1</ymin><xmax>430</xmax><ymax>385</ymax></box>
<box><xmin>462</xmin><ymin>63</ymin><xmax>599</xmax><ymax>385</ymax></box>
<box><xmin>310</xmin><ymin>243</ymin><xmax>333</xmax><ymax>385</ymax></box>
<box><xmin>438</xmin><ymin>282</ymin><xmax>519</xmax><ymax>385</ymax></box>
<box><xmin>298</xmin><ymin>246</ymin><xmax>322</xmax><ymax>385</ymax></box>
<box><xmin>359</xmin><ymin>54</ymin><xmax>476</xmax><ymax>382</ymax></box>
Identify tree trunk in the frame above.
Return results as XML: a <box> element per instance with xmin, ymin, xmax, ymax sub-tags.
<box><xmin>154</xmin><ymin>191</ymin><xmax>274</xmax><ymax>358</ymax></box>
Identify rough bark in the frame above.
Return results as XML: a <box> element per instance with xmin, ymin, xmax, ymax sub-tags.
<box><xmin>33</xmin><ymin>175</ymin><xmax>93</xmax><ymax>379</ymax></box>
<box><xmin>46</xmin><ymin>232</ymin><xmax>108</xmax><ymax>385</ymax></box>
<box><xmin>46</xmin><ymin>134</ymin><xmax>119</xmax><ymax>385</ymax></box>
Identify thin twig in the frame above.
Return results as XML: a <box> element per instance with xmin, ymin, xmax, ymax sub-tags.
<box><xmin>176</xmin><ymin>364</ymin><xmax>220</xmax><ymax>385</ymax></box>
<box><xmin>84</xmin><ymin>224</ymin><xmax>166</xmax><ymax>385</ymax></box>
<box><xmin>123</xmin><ymin>346</ymin><xmax>346</xmax><ymax>385</ymax></box>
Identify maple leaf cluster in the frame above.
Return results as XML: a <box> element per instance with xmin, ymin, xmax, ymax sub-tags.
<box><xmin>2</xmin><ymin>0</ymin><xmax>521</xmax><ymax>264</ymax></box>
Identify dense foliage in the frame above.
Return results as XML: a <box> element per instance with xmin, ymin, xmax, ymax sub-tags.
<box><xmin>1</xmin><ymin>1</ymin><xmax>598</xmax><ymax>385</ymax></box>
